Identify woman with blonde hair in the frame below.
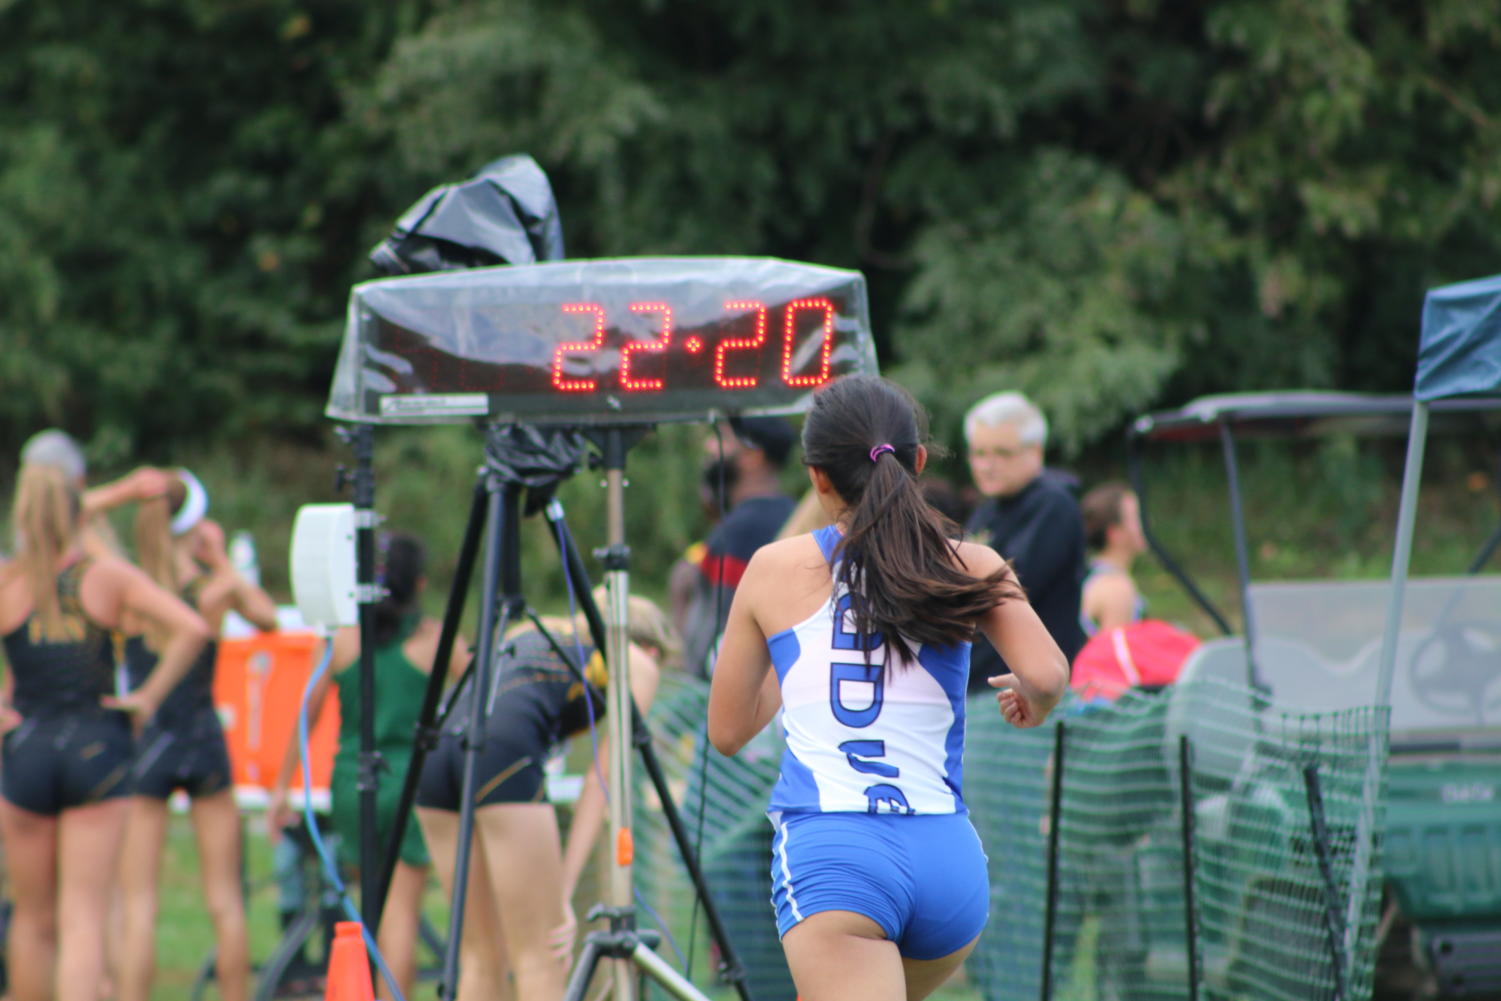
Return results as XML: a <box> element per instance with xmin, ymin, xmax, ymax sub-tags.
<box><xmin>412</xmin><ymin>590</ymin><xmax>671</xmax><ymax>1001</ymax></box>
<box><xmin>104</xmin><ymin>468</ymin><xmax>279</xmax><ymax>1001</ymax></box>
<box><xmin>0</xmin><ymin>460</ymin><xmax>209</xmax><ymax>1001</ymax></box>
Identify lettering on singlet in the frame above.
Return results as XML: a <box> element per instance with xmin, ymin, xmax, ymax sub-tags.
<box><xmin>28</xmin><ymin>614</ymin><xmax>88</xmax><ymax>645</ymax></box>
<box><xmin>826</xmin><ymin>592</ymin><xmax>913</xmax><ymax>814</ymax></box>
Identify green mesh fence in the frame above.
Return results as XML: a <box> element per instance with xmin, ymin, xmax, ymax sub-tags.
<box><xmin>1175</xmin><ymin>678</ymin><xmax>1390</xmax><ymax>1001</ymax></box>
<box><xmin>631</xmin><ymin>673</ymin><xmax>793</xmax><ymax>1001</ymax></box>
<box><xmin>627</xmin><ymin>672</ymin><xmax>1388</xmax><ymax>1001</ymax></box>
<box><xmin>967</xmin><ymin>676</ymin><xmax>1389</xmax><ymax>1001</ymax></box>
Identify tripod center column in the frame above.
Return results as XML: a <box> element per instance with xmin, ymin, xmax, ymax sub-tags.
<box><xmin>603</xmin><ymin>452</ymin><xmax>639</xmax><ymax>1001</ymax></box>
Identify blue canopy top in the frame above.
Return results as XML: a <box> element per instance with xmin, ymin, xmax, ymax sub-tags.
<box><xmin>1416</xmin><ymin>272</ymin><xmax>1501</xmax><ymax>401</ymax></box>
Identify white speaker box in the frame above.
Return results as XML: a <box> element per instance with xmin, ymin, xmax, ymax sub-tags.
<box><xmin>289</xmin><ymin>503</ymin><xmax>358</xmax><ymax>629</ymax></box>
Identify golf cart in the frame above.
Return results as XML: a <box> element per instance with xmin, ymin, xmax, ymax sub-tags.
<box><xmin>1126</xmin><ymin>387</ymin><xmax>1501</xmax><ymax>999</ymax></box>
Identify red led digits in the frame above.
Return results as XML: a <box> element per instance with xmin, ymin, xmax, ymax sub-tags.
<box><xmin>548</xmin><ymin>295</ymin><xmax>841</xmax><ymax>398</ymax></box>
<box><xmin>553</xmin><ymin>303</ymin><xmax>607</xmax><ymax>392</ymax></box>
<box><xmin>782</xmin><ymin>297</ymin><xmax>835</xmax><ymax>387</ymax></box>
<box><xmin>620</xmin><ymin>302</ymin><xmax>672</xmax><ymax>391</ymax></box>
<box><xmin>715</xmin><ymin>300</ymin><xmax>767</xmax><ymax>388</ymax></box>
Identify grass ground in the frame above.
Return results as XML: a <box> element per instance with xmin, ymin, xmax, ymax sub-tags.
<box><xmin>153</xmin><ymin>811</ymin><xmax>278</xmax><ymax>1000</ymax></box>
<box><xmin>153</xmin><ymin>809</ymin><xmax>455</xmax><ymax>1000</ymax></box>
<box><xmin>148</xmin><ymin>806</ymin><xmax>1001</xmax><ymax>1001</ymax></box>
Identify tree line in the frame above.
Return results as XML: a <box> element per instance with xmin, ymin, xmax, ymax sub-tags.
<box><xmin>5</xmin><ymin>0</ymin><xmax>1500</xmax><ymax>464</ymax></box>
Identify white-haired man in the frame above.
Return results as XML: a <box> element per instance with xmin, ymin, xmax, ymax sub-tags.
<box><xmin>962</xmin><ymin>392</ymin><xmax>1085</xmax><ymax>692</ymax></box>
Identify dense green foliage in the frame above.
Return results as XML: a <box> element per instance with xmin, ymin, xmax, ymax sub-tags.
<box><xmin>0</xmin><ymin>0</ymin><xmax>433</xmax><ymax>461</ymax></box>
<box><xmin>4</xmin><ymin>0</ymin><xmax>1501</xmax><ymax>593</ymax></box>
<box><xmin>7</xmin><ymin>0</ymin><xmax>1501</xmax><ymax>457</ymax></box>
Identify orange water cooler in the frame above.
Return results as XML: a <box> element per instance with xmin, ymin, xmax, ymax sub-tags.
<box><xmin>212</xmin><ymin>631</ymin><xmax>341</xmax><ymax>797</ymax></box>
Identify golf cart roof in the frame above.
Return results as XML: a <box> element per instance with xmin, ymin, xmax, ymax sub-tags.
<box><xmin>1417</xmin><ymin>271</ymin><xmax>1501</xmax><ymax>402</ymax></box>
<box><xmin>1130</xmin><ymin>391</ymin><xmax>1501</xmax><ymax>444</ymax></box>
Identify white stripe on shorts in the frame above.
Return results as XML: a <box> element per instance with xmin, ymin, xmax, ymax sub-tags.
<box><xmin>771</xmin><ymin>812</ymin><xmax>803</xmax><ymax>923</ymax></box>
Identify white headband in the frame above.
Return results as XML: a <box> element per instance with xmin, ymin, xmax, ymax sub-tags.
<box><xmin>170</xmin><ymin>469</ymin><xmax>209</xmax><ymax>536</ymax></box>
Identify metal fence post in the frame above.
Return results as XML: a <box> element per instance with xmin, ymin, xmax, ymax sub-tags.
<box><xmin>1040</xmin><ymin>722</ymin><xmax>1067</xmax><ymax>1001</ymax></box>
<box><xmin>1178</xmin><ymin>734</ymin><xmax>1201</xmax><ymax>1001</ymax></box>
<box><xmin>1303</xmin><ymin>763</ymin><xmax>1350</xmax><ymax>1001</ymax></box>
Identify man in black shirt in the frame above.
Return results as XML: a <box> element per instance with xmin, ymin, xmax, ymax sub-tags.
<box><xmin>962</xmin><ymin>392</ymin><xmax>1085</xmax><ymax>692</ymax></box>
<box><xmin>676</xmin><ymin>416</ymin><xmax>797</xmax><ymax>677</ymax></box>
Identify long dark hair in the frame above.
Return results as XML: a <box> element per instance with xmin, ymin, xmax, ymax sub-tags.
<box><xmin>374</xmin><ymin>532</ymin><xmax>425</xmax><ymax>646</ymax></box>
<box><xmin>802</xmin><ymin>375</ymin><xmax>1022</xmax><ymax>664</ymax></box>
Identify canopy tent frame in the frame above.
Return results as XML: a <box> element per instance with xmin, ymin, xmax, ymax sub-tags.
<box><xmin>1379</xmin><ymin>271</ymin><xmax>1501</xmax><ymax>710</ymax></box>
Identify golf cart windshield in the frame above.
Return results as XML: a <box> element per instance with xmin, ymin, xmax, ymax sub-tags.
<box><xmin>1249</xmin><ymin>577</ymin><xmax>1501</xmax><ymax>737</ymax></box>
<box><xmin>1129</xmin><ymin>390</ymin><xmax>1501</xmax><ymax>743</ymax></box>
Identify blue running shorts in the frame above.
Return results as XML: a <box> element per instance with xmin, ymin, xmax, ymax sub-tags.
<box><xmin>769</xmin><ymin>811</ymin><xmax>989</xmax><ymax>961</ymax></box>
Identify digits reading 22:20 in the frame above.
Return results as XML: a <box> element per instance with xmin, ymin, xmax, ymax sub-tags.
<box><xmin>549</xmin><ymin>297</ymin><xmax>837</xmax><ymax>393</ymax></box>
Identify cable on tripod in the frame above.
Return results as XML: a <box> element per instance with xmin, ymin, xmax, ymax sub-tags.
<box><xmin>634</xmin><ymin>891</ymin><xmax>689</xmax><ymax>967</ymax></box>
<box><xmin>298</xmin><ymin>638</ymin><xmax>406</xmax><ymax>1001</ymax></box>
<box><xmin>686</xmin><ymin>419</ymin><xmax>729</xmax><ymax>979</ymax></box>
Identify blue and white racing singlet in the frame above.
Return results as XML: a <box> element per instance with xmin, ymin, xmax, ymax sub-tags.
<box><xmin>767</xmin><ymin>525</ymin><xmax>971</xmax><ymax>816</ymax></box>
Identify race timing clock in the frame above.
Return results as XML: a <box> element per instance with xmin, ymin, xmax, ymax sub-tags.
<box><xmin>325</xmin><ymin>257</ymin><xmax>878</xmax><ymax>425</ymax></box>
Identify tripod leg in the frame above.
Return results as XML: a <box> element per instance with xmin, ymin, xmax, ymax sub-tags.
<box><xmin>562</xmin><ymin>937</ymin><xmax>608</xmax><ymax>1001</ymax></box>
<box><xmin>439</xmin><ymin>481</ymin><xmax>522</xmax><ymax>1001</ymax></box>
<box><xmin>188</xmin><ymin>947</ymin><xmax>217</xmax><ymax>1001</ymax></box>
<box><xmin>376</xmin><ymin>476</ymin><xmax>490</xmax><ymax>917</ymax></box>
<box><xmin>543</xmin><ymin>503</ymin><xmax>611</xmax><ymax>655</ymax></box>
<box><xmin>253</xmin><ymin>907</ymin><xmax>322</xmax><ymax>1001</ymax></box>
<box><xmin>630</xmin><ymin>943</ymin><xmax>718</xmax><ymax>1001</ymax></box>
<box><xmin>633</xmin><ymin>720</ymin><xmax>757</xmax><ymax>1001</ymax></box>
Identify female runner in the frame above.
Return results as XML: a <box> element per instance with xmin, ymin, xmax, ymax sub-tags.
<box><xmin>707</xmin><ymin>375</ymin><xmax>1070</xmax><ymax>1001</ymax></box>
<box><xmin>0</xmin><ymin>460</ymin><xmax>209</xmax><ymax>1001</ymax></box>
<box><xmin>112</xmin><ymin>468</ymin><xmax>279</xmax><ymax>1001</ymax></box>
<box><xmin>269</xmin><ymin>531</ymin><xmax>469</xmax><ymax>1001</ymax></box>
<box><xmin>413</xmin><ymin>592</ymin><xmax>674</xmax><ymax>1001</ymax></box>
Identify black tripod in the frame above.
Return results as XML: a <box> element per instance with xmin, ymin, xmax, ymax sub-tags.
<box><xmin>365</xmin><ymin>424</ymin><xmax>754</xmax><ymax>1001</ymax></box>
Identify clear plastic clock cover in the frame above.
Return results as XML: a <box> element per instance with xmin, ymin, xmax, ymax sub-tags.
<box><xmin>325</xmin><ymin>256</ymin><xmax>879</xmax><ymax>426</ymax></box>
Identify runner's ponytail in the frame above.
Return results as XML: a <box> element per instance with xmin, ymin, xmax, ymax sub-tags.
<box><xmin>801</xmin><ymin>375</ymin><xmax>1020</xmax><ymax>665</ymax></box>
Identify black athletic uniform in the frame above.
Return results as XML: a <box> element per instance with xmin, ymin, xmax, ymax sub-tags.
<box><xmin>122</xmin><ymin>588</ymin><xmax>232</xmax><ymax>799</ymax></box>
<box><xmin>1</xmin><ymin>562</ymin><xmax>134</xmax><ymax>814</ymax></box>
<box><xmin>415</xmin><ymin>629</ymin><xmax>608</xmax><ymax>811</ymax></box>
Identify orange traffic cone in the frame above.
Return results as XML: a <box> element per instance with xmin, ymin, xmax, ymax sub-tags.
<box><xmin>324</xmin><ymin>921</ymin><xmax>376</xmax><ymax>1001</ymax></box>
